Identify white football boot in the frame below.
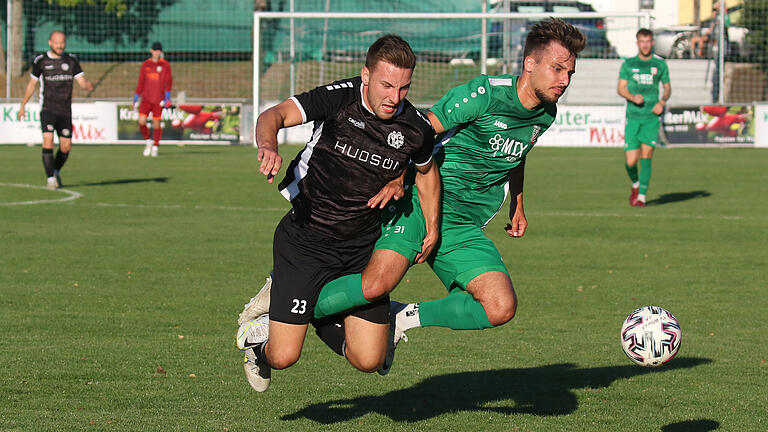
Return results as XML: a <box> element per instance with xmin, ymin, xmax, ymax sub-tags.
<box><xmin>236</xmin><ymin>314</ymin><xmax>270</xmax><ymax>350</ymax></box>
<box><xmin>46</xmin><ymin>176</ymin><xmax>59</xmax><ymax>190</ymax></box>
<box><xmin>378</xmin><ymin>301</ymin><xmax>411</xmax><ymax>376</ymax></box>
<box><xmin>237</xmin><ymin>274</ymin><xmax>272</xmax><ymax>326</ymax></box>
<box><xmin>142</xmin><ymin>139</ymin><xmax>153</xmax><ymax>156</ymax></box>
<box><xmin>243</xmin><ymin>345</ymin><xmax>271</xmax><ymax>392</ymax></box>
<box><xmin>150</xmin><ymin>145</ymin><xmax>158</xmax><ymax>157</ymax></box>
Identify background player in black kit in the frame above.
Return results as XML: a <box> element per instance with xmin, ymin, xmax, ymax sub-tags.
<box><xmin>18</xmin><ymin>30</ymin><xmax>93</xmax><ymax>189</ymax></box>
<box><xmin>236</xmin><ymin>35</ymin><xmax>441</xmax><ymax>392</ymax></box>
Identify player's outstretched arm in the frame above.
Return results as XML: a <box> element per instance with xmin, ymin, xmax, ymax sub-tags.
<box><xmin>76</xmin><ymin>75</ymin><xmax>94</xmax><ymax>92</ymax></box>
<box><xmin>255</xmin><ymin>99</ymin><xmax>303</xmax><ymax>183</ymax></box>
<box><xmin>505</xmin><ymin>160</ymin><xmax>526</xmax><ymax>238</ymax></box>
<box><xmin>413</xmin><ymin>160</ymin><xmax>441</xmax><ymax>263</ymax></box>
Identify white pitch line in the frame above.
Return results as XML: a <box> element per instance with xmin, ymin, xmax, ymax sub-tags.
<box><xmin>0</xmin><ymin>183</ymin><xmax>83</xmax><ymax>206</ymax></box>
<box><xmin>85</xmin><ymin>202</ymin><xmax>289</xmax><ymax>212</ymax></box>
<box><xmin>533</xmin><ymin>210</ymin><xmax>747</xmax><ymax>221</ymax></box>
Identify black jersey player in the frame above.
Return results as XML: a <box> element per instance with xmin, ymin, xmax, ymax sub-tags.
<box><xmin>18</xmin><ymin>30</ymin><xmax>93</xmax><ymax>189</ymax></box>
<box><xmin>235</xmin><ymin>35</ymin><xmax>441</xmax><ymax>393</ymax></box>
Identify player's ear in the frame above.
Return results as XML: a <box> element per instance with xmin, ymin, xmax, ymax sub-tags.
<box><xmin>524</xmin><ymin>56</ymin><xmax>536</xmax><ymax>73</ymax></box>
<box><xmin>361</xmin><ymin>66</ymin><xmax>370</xmax><ymax>86</ymax></box>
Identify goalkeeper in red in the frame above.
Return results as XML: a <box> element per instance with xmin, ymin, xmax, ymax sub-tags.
<box><xmin>238</xmin><ymin>19</ymin><xmax>587</xmax><ymax>375</ymax></box>
<box><xmin>134</xmin><ymin>41</ymin><xmax>172</xmax><ymax>157</ymax></box>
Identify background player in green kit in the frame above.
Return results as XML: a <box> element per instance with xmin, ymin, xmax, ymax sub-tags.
<box><xmin>617</xmin><ymin>28</ymin><xmax>671</xmax><ymax>207</ymax></box>
<box><xmin>238</xmin><ymin>19</ymin><xmax>586</xmax><ymax>374</ymax></box>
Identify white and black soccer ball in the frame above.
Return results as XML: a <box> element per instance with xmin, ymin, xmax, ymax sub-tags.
<box><xmin>620</xmin><ymin>306</ymin><xmax>681</xmax><ymax>367</ymax></box>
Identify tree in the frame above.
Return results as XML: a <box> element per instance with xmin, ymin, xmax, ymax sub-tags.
<box><xmin>3</xmin><ymin>0</ymin><xmax>177</xmax><ymax>76</ymax></box>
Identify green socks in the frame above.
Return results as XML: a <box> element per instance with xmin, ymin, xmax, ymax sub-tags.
<box><xmin>418</xmin><ymin>289</ymin><xmax>493</xmax><ymax>330</ymax></box>
<box><xmin>313</xmin><ymin>274</ymin><xmax>369</xmax><ymax>319</ymax></box>
<box><xmin>639</xmin><ymin>157</ymin><xmax>652</xmax><ymax>195</ymax></box>
<box><xmin>625</xmin><ymin>162</ymin><xmax>639</xmax><ymax>184</ymax></box>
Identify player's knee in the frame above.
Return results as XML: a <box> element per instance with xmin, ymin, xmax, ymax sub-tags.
<box><xmin>361</xmin><ymin>278</ymin><xmax>394</xmax><ymax>301</ymax></box>
<box><xmin>346</xmin><ymin>350</ymin><xmax>384</xmax><ymax>373</ymax></box>
<box><xmin>265</xmin><ymin>346</ymin><xmax>301</xmax><ymax>370</ymax></box>
<box><xmin>483</xmin><ymin>286</ymin><xmax>517</xmax><ymax>326</ymax></box>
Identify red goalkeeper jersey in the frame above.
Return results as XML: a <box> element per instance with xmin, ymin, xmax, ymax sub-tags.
<box><xmin>135</xmin><ymin>58</ymin><xmax>172</xmax><ymax>104</ymax></box>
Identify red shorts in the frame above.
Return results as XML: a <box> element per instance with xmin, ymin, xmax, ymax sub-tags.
<box><xmin>138</xmin><ymin>100</ymin><xmax>163</xmax><ymax>119</ymax></box>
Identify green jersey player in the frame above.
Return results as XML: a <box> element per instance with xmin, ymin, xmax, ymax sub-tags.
<box><xmin>617</xmin><ymin>28</ymin><xmax>671</xmax><ymax>207</ymax></box>
<box><xmin>238</xmin><ymin>19</ymin><xmax>586</xmax><ymax>375</ymax></box>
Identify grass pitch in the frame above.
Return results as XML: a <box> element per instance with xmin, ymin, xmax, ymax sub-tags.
<box><xmin>1</xmin><ymin>144</ymin><xmax>767</xmax><ymax>431</ymax></box>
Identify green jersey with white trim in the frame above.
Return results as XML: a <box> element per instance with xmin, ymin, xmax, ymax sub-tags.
<box><xmin>430</xmin><ymin>74</ymin><xmax>556</xmax><ymax>227</ymax></box>
<box><xmin>619</xmin><ymin>55</ymin><xmax>670</xmax><ymax>119</ymax></box>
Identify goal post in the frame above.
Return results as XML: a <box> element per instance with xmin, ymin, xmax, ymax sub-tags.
<box><xmin>252</xmin><ymin>10</ymin><xmax>652</xmax><ymax>125</ymax></box>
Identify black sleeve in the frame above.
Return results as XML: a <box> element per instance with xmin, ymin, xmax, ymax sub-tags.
<box><xmin>70</xmin><ymin>55</ymin><xmax>83</xmax><ymax>77</ymax></box>
<box><xmin>31</xmin><ymin>56</ymin><xmax>42</xmax><ymax>79</ymax></box>
<box><xmin>509</xmin><ymin>158</ymin><xmax>525</xmax><ymax>220</ymax></box>
<box><xmin>292</xmin><ymin>78</ymin><xmax>355</xmax><ymax>123</ymax></box>
<box><xmin>411</xmin><ymin>109</ymin><xmax>437</xmax><ymax>166</ymax></box>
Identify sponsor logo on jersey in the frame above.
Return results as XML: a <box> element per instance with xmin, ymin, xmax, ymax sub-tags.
<box><xmin>44</xmin><ymin>65</ymin><xmax>54</xmax><ymax>70</ymax></box>
<box><xmin>45</xmin><ymin>74</ymin><xmax>74</xmax><ymax>82</ymax></box>
<box><xmin>347</xmin><ymin>117</ymin><xmax>365</xmax><ymax>130</ymax></box>
<box><xmin>387</xmin><ymin>130</ymin><xmax>404</xmax><ymax>149</ymax></box>
<box><xmin>494</xmin><ymin>120</ymin><xmax>508</xmax><ymax>129</ymax></box>
<box><xmin>334</xmin><ymin>141</ymin><xmax>401</xmax><ymax>171</ymax></box>
<box><xmin>488</xmin><ymin>133</ymin><xmax>529</xmax><ymax>162</ymax></box>
<box><xmin>531</xmin><ymin>125</ymin><xmax>541</xmax><ymax>143</ymax></box>
<box><xmin>61</xmin><ymin>63</ymin><xmax>69</xmax><ymax>71</ymax></box>
<box><xmin>632</xmin><ymin>73</ymin><xmax>654</xmax><ymax>85</ymax></box>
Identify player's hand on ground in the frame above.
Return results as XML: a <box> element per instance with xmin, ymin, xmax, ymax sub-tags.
<box><xmin>257</xmin><ymin>147</ymin><xmax>282</xmax><ymax>183</ymax></box>
<box><xmin>414</xmin><ymin>230</ymin><xmax>438</xmax><ymax>264</ymax></box>
<box><xmin>505</xmin><ymin>212</ymin><xmax>527</xmax><ymax>238</ymax></box>
<box><xmin>632</xmin><ymin>94</ymin><xmax>644</xmax><ymax>106</ymax></box>
<box><xmin>368</xmin><ymin>176</ymin><xmax>405</xmax><ymax>209</ymax></box>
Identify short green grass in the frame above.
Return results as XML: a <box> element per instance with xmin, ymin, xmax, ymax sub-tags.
<box><xmin>1</xmin><ymin>144</ymin><xmax>767</xmax><ymax>431</ymax></box>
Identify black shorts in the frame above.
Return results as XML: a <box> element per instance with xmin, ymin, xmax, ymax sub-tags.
<box><xmin>270</xmin><ymin>210</ymin><xmax>386</xmax><ymax>325</ymax></box>
<box><xmin>40</xmin><ymin>111</ymin><xmax>73</xmax><ymax>138</ymax></box>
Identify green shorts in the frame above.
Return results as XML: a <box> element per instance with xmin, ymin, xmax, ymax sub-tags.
<box><xmin>624</xmin><ymin>116</ymin><xmax>660</xmax><ymax>150</ymax></box>
<box><xmin>375</xmin><ymin>187</ymin><xmax>510</xmax><ymax>292</ymax></box>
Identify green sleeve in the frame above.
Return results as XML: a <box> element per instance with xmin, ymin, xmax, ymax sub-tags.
<box><xmin>660</xmin><ymin>60</ymin><xmax>670</xmax><ymax>84</ymax></box>
<box><xmin>618</xmin><ymin>60</ymin><xmax>631</xmax><ymax>81</ymax></box>
<box><xmin>430</xmin><ymin>75</ymin><xmax>492</xmax><ymax>131</ymax></box>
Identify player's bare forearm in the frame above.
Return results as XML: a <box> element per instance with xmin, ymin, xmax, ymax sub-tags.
<box><xmin>76</xmin><ymin>76</ymin><xmax>93</xmax><ymax>92</ymax></box>
<box><xmin>368</xmin><ymin>171</ymin><xmax>405</xmax><ymax>209</ymax></box>
<box><xmin>506</xmin><ymin>161</ymin><xmax>526</xmax><ymax>237</ymax></box>
<box><xmin>617</xmin><ymin>79</ymin><xmax>642</xmax><ymax>105</ymax></box>
<box><xmin>413</xmin><ymin>161</ymin><xmax>441</xmax><ymax>263</ymax></box>
<box><xmin>17</xmin><ymin>79</ymin><xmax>38</xmax><ymax>119</ymax></box>
<box><xmin>255</xmin><ymin>100</ymin><xmax>303</xmax><ymax>183</ymax></box>
<box><xmin>505</xmin><ymin>193</ymin><xmax>527</xmax><ymax>238</ymax></box>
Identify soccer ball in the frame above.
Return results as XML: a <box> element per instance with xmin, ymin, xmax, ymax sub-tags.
<box><xmin>620</xmin><ymin>306</ymin><xmax>681</xmax><ymax>367</ymax></box>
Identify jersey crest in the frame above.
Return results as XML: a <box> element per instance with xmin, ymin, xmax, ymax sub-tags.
<box><xmin>387</xmin><ymin>130</ymin><xmax>404</xmax><ymax>149</ymax></box>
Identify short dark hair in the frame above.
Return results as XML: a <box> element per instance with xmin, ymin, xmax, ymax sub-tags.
<box><xmin>365</xmin><ymin>34</ymin><xmax>416</xmax><ymax>71</ymax></box>
<box><xmin>523</xmin><ymin>18</ymin><xmax>587</xmax><ymax>59</ymax></box>
<box><xmin>636</xmin><ymin>28</ymin><xmax>653</xmax><ymax>39</ymax></box>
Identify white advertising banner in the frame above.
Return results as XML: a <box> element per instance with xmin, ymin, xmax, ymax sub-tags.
<box><xmin>535</xmin><ymin>105</ymin><xmax>625</xmax><ymax>147</ymax></box>
<box><xmin>754</xmin><ymin>103</ymin><xmax>768</xmax><ymax>148</ymax></box>
<box><xmin>0</xmin><ymin>102</ymin><xmax>117</xmax><ymax>144</ymax></box>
